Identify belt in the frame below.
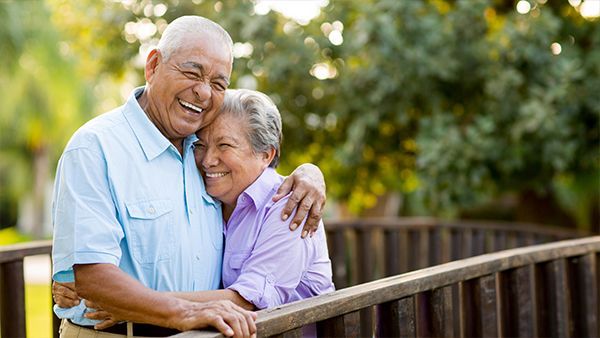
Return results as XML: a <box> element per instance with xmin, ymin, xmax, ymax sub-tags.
<box><xmin>70</xmin><ymin>320</ymin><xmax>181</xmax><ymax>337</ymax></box>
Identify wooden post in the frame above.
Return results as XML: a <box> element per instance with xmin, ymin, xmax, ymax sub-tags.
<box><xmin>317</xmin><ymin>310</ymin><xmax>360</xmax><ymax>337</ymax></box>
<box><xmin>569</xmin><ymin>254</ymin><xmax>598</xmax><ymax>337</ymax></box>
<box><xmin>0</xmin><ymin>260</ymin><xmax>26</xmax><ymax>338</ymax></box>
<box><xmin>377</xmin><ymin>296</ymin><xmax>415</xmax><ymax>337</ymax></box>
<box><xmin>478</xmin><ymin>274</ymin><xmax>498</xmax><ymax>337</ymax></box>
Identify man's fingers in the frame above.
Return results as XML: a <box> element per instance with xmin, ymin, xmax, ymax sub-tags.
<box><xmin>282</xmin><ymin>192</ymin><xmax>303</xmax><ymax>228</ymax></box>
<box><xmin>93</xmin><ymin>318</ymin><xmax>118</xmax><ymax>330</ymax></box>
<box><xmin>302</xmin><ymin>203</ymin><xmax>322</xmax><ymax>237</ymax></box>
<box><xmin>210</xmin><ymin>316</ymin><xmax>234</xmax><ymax>337</ymax></box>
<box><xmin>84</xmin><ymin>310</ymin><xmax>111</xmax><ymax>321</ymax></box>
<box><xmin>290</xmin><ymin>197</ymin><xmax>312</xmax><ymax>236</ymax></box>
<box><xmin>53</xmin><ymin>283</ymin><xmax>79</xmax><ymax>301</ymax></box>
<box><xmin>272</xmin><ymin>175</ymin><xmax>294</xmax><ymax>204</ymax></box>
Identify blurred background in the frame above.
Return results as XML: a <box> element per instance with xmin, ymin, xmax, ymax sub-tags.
<box><xmin>0</xmin><ymin>0</ymin><xmax>598</xmax><ymax>336</ymax></box>
<box><xmin>1</xmin><ymin>0</ymin><xmax>598</xmax><ymax>241</ymax></box>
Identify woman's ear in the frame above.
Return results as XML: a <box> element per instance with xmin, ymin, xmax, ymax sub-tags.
<box><xmin>261</xmin><ymin>147</ymin><xmax>277</xmax><ymax>169</ymax></box>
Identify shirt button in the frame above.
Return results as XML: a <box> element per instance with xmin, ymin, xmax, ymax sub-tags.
<box><xmin>196</xmin><ymin>255</ymin><xmax>201</xmax><ymax>260</ymax></box>
<box><xmin>147</xmin><ymin>206</ymin><xmax>155</xmax><ymax>214</ymax></box>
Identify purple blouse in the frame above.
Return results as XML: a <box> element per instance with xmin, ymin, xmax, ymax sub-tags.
<box><xmin>222</xmin><ymin>168</ymin><xmax>335</xmax><ymax>309</ymax></box>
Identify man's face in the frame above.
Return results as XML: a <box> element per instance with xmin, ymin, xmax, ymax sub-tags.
<box><xmin>145</xmin><ymin>35</ymin><xmax>232</xmax><ymax>143</ymax></box>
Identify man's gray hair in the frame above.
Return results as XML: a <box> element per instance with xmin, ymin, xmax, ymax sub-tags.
<box><xmin>220</xmin><ymin>89</ymin><xmax>282</xmax><ymax>168</ymax></box>
<box><xmin>157</xmin><ymin>15</ymin><xmax>233</xmax><ymax>62</ymax></box>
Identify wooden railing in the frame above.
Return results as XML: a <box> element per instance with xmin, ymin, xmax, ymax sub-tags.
<box><xmin>0</xmin><ymin>218</ymin><xmax>586</xmax><ymax>338</ymax></box>
<box><xmin>324</xmin><ymin>217</ymin><xmax>582</xmax><ymax>288</ymax></box>
<box><xmin>0</xmin><ymin>239</ymin><xmax>55</xmax><ymax>338</ymax></box>
<box><xmin>177</xmin><ymin>236</ymin><xmax>600</xmax><ymax>338</ymax></box>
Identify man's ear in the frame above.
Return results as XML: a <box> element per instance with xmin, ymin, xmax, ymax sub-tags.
<box><xmin>145</xmin><ymin>49</ymin><xmax>161</xmax><ymax>83</ymax></box>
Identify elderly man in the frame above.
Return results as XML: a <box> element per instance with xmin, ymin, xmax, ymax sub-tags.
<box><xmin>52</xmin><ymin>16</ymin><xmax>325</xmax><ymax>338</ymax></box>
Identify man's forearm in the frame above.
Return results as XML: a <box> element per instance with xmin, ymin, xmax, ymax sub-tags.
<box><xmin>74</xmin><ymin>263</ymin><xmax>188</xmax><ymax>328</ymax></box>
<box><xmin>168</xmin><ymin>289</ymin><xmax>255</xmax><ymax>311</ymax></box>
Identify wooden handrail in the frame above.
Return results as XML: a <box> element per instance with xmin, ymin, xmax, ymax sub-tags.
<box><xmin>0</xmin><ymin>239</ymin><xmax>52</xmax><ymax>263</ymax></box>
<box><xmin>0</xmin><ymin>219</ymin><xmax>590</xmax><ymax>338</ymax></box>
<box><xmin>174</xmin><ymin>236</ymin><xmax>600</xmax><ymax>337</ymax></box>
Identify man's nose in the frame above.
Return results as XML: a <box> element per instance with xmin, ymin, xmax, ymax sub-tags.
<box><xmin>193</xmin><ymin>81</ymin><xmax>211</xmax><ymax>102</ymax></box>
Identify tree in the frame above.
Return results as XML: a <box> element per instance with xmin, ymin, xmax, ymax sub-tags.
<box><xmin>30</xmin><ymin>0</ymin><xmax>600</xmax><ymax>229</ymax></box>
<box><xmin>0</xmin><ymin>0</ymin><xmax>93</xmax><ymax>236</ymax></box>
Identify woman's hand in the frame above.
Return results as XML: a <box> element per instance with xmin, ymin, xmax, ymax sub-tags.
<box><xmin>272</xmin><ymin>163</ymin><xmax>326</xmax><ymax>238</ymax></box>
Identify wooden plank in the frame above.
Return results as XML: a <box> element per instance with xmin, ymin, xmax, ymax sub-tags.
<box><xmin>440</xmin><ymin>228</ymin><xmax>451</xmax><ymax>264</ymax></box>
<box><xmin>418</xmin><ymin>229</ymin><xmax>430</xmax><ymax>269</ymax></box>
<box><xmin>461</xmin><ymin>228</ymin><xmax>473</xmax><ymax>259</ymax></box>
<box><xmin>415</xmin><ymin>292</ymin><xmax>433</xmax><ymax>337</ymax></box>
<box><xmin>450</xmin><ymin>229</ymin><xmax>462</xmax><ymax>261</ymax></box>
<box><xmin>359</xmin><ymin>307</ymin><xmax>374</xmax><ymax>338</ymax></box>
<box><xmin>357</xmin><ymin>229</ymin><xmax>374</xmax><ymax>283</ymax></box>
<box><xmin>459</xmin><ymin>279</ymin><xmax>478</xmax><ymax>337</ymax></box>
<box><xmin>246</xmin><ymin>237</ymin><xmax>600</xmax><ymax>336</ymax></box>
<box><xmin>429</xmin><ymin>228</ymin><xmax>442</xmax><ymax>266</ymax></box>
<box><xmin>515</xmin><ymin>265</ymin><xmax>538</xmax><ymax>337</ymax></box>
<box><xmin>0</xmin><ymin>240</ymin><xmax>52</xmax><ymax>263</ymax></box>
<box><xmin>472</xmin><ymin>229</ymin><xmax>485</xmax><ymax>257</ymax></box>
<box><xmin>0</xmin><ymin>260</ymin><xmax>26</xmax><ymax>338</ymax></box>
<box><xmin>269</xmin><ymin>327</ymin><xmax>303</xmax><ymax>338</ymax></box>
<box><xmin>356</xmin><ymin>229</ymin><xmax>374</xmax><ymax>337</ymax></box>
<box><xmin>317</xmin><ymin>310</ymin><xmax>360</xmax><ymax>337</ymax></box>
<box><xmin>329</xmin><ymin>229</ymin><xmax>348</xmax><ymax>289</ymax></box>
<box><xmin>497</xmin><ymin>269</ymin><xmax>516</xmax><ymax>337</ymax></box>
<box><xmin>408</xmin><ymin>230</ymin><xmax>420</xmax><ymax>271</ymax></box>
<box><xmin>543</xmin><ymin>259</ymin><xmax>573</xmax><ymax>338</ymax></box>
<box><xmin>384</xmin><ymin>229</ymin><xmax>401</xmax><ymax>277</ymax></box>
<box><xmin>431</xmin><ymin>286</ymin><xmax>454</xmax><ymax>337</ymax></box>
<box><xmin>533</xmin><ymin>263</ymin><xmax>550</xmax><ymax>338</ymax></box>
<box><xmin>569</xmin><ymin>254</ymin><xmax>598</xmax><ymax>337</ymax></box>
<box><xmin>398</xmin><ymin>229</ymin><xmax>410</xmax><ymax>273</ymax></box>
<box><xmin>478</xmin><ymin>274</ymin><xmax>498</xmax><ymax>337</ymax></box>
<box><xmin>377</xmin><ymin>297</ymin><xmax>415</xmax><ymax>337</ymax></box>
<box><xmin>494</xmin><ymin>231</ymin><xmax>507</xmax><ymax>252</ymax></box>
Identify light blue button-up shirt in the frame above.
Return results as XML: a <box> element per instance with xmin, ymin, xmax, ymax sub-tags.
<box><xmin>51</xmin><ymin>87</ymin><xmax>223</xmax><ymax>325</ymax></box>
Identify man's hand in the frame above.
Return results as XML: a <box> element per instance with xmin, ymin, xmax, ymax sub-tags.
<box><xmin>272</xmin><ymin>163</ymin><xmax>326</xmax><ymax>238</ymax></box>
<box><xmin>171</xmin><ymin>300</ymin><xmax>257</xmax><ymax>338</ymax></box>
<box><xmin>52</xmin><ymin>281</ymin><xmax>80</xmax><ymax>307</ymax></box>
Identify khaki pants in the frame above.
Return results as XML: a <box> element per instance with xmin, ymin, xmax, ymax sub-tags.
<box><xmin>59</xmin><ymin>319</ymin><xmax>144</xmax><ymax>338</ymax></box>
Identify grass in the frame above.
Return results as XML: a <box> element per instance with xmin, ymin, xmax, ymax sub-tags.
<box><xmin>26</xmin><ymin>284</ymin><xmax>52</xmax><ymax>338</ymax></box>
<box><xmin>0</xmin><ymin>227</ymin><xmax>32</xmax><ymax>245</ymax></box>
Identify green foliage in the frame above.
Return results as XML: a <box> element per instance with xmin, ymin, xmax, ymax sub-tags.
<box><xmin>2</xmin><ymin>0</ymin><xmax>598</xmax><ymax>223</ymax></box>
<box><xmin>0</xmin><ymin>0</ymin><xmax>93</xmax><ymax>228</ymax></box>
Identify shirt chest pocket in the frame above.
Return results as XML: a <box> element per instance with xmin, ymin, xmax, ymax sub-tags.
<box><xmin>126</xmin><ymin>199</ymin><xmax>174</xmax><ymax>264</ymax></box>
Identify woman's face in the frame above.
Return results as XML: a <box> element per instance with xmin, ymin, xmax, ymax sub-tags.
<box><xmin>195</xmin><ymin>114</ymin><xmax>273</xmax><ymax>207</ymax></box>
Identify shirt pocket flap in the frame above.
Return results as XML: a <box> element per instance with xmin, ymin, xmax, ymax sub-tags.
<box><xmin>126</xmin><ymin>200</ymin><xmax>172</xmax><ymax>220</ymax></box>
<box><xmin>229</xmin><ymin>252</ymin><xmax>251</xmax><ymax>269</ymax></box>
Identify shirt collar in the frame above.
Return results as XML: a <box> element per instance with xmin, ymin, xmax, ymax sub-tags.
<box><xmin>123</xmin><ymin>86</ymin><xmax>173</xmax><ymax>161</ymax></box>
<box><xmin>239</xmin><ymin>168</ymin><xmax>280</xmax><ymax>209</ymax></box>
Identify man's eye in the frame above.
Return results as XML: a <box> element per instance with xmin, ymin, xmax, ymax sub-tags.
<box><xmin>213</xmin><ymin>82</ymin><xmax>227</xmax><ymax>91</ymax></box>
<box><xmin>184</xmin><ymin>72</ymin><xmax>200</xmax><ymax>79</ymax></box>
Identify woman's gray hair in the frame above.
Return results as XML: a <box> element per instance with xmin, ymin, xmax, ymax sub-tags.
<box><xmin>220</xmin><ymin>89</ymin><xmax>282</xmax><ymax>168</ymax></box>
<box><xmin>157</xmin><ymin>15</ymin><xmax>233</xmax><ymax>62</ymax></box>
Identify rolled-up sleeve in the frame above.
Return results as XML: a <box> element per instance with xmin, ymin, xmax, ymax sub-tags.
<box><xmin>52</xmin><ymin>143</ymin><xmax>124</xmax><ymax>282</ymax></box>
<box><xmin>227</xmin><ymin>200</ymin><xmax>316</xmax><ymax>309</ymax></box>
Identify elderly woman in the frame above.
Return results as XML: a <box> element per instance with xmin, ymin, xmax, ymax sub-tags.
<box><xmin>56</xmin><ymin>89</ymin><xmax>334</xmax><ymax>334</ymax></box>
<box><xmin>190</xmin><ymin>88</ymin><xmax>335</xmax><ymax>311</ymax></box>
